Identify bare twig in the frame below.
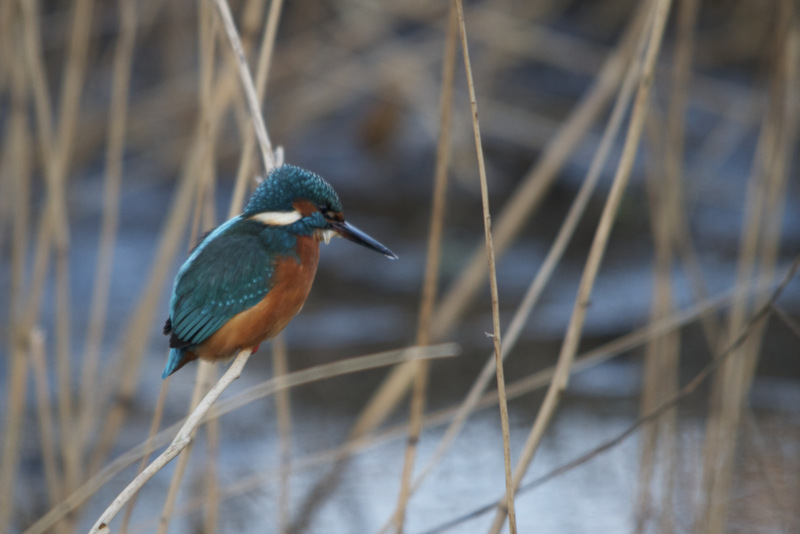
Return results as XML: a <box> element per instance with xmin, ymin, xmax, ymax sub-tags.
<box><xmin>392</xmin><ymin>4</ymin><xmax>457</xmax><ymax>532</ymax></box>
<box><xmin>393</xmin><ymin>4</ymin><xmax>648</xmax><ymax>511</ymax></box>
<box><xmin>89</xmin><ymin>350</ymin><xmax>254</xmax><ymax>534</ymax></box>
<box><xmin>488</xmin><ymin>1</ymin><xmax>673</xmax><ymax>531</ymax></box>
<box><xmin>272</xmin><ymin>334</ymin><xmax>292</xmax><ymax>534</ymax></box>
<box><xmin>211</xmin><ymin>0</ymin><xmax>276</xmax><ymax>172</ymax></box>
<box><xmin>421</xmin><ymin>256</ymin><xmax>799</xmax><ymax>534</ymax></box>
<box><xmin>453</xmin><ymin>0</ymin><xmax>519</xmax><ymax>531</ymax></box>
<box><xmin>79</xmin><ymin>0</ymin><xmax>137</xmax><ymax>460</ymax></box>
<box><xmin>25</xmin><ymin>345</ymin><xmax>457</xmax><ymax>534</ymax></box>
<box><xmin>230</xmin><ymin>0</ymin><xmax>285</xmax><ymax>215</ymax></box>
<box><xmin>119</xmin><ymin>370</ymin><xmax>169</xmax><ymax>534</ymax></box>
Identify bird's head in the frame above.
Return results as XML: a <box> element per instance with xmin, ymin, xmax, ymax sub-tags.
<box><xmin>243</xmin><ymin>164</ymin><xmax>397</xmax><ymax>259</ymax></box>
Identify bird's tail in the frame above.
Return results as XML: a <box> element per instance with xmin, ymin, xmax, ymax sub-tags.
<box><xmin>162</xmin><ymin>348</ymin><xmax>190</xmax><ymax>379</ymax></box>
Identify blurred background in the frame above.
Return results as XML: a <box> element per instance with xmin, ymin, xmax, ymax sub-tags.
<box><xmin>1</xmin><ymin>0</ymin><xmax>799</xmax><ymax>532</ymax></box>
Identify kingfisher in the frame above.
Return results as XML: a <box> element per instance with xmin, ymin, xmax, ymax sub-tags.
<box><xmin>162</xmin><ymin>164</ymin><xmax>397</xmax><ymax>378</ymax></box>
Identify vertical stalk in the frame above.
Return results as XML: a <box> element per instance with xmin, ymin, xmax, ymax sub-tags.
<box><xmin>487</xmin><ymin>0</ymin><xmax>673</xmax><ymax>531</ymax></box>
<box><xmin>453</xmin><ymin>0</ymin><xmax>518</xmax><ymax>531</ymax></box>
<box><xmin>78</xmin><ymin>0</ymin><xmax>137</xmax><ymax>458</ymax></box>
<box><xmin>393</xmin><ymin>4</ymin><xmax>457</xmax><ymax>532</ymax></box>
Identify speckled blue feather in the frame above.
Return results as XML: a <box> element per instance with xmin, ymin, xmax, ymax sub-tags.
<box><xmin>243</xmin><ymin>164</ymin><xmax>342</xmax><ymax>217</ymax></box>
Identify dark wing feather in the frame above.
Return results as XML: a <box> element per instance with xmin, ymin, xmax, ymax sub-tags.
<box><xmin>167</xmin><ymin>219</ymin><xmax>277</xmax><ymax>348</ymax></box>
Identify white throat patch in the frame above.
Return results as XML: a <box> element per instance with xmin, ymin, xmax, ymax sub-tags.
<box><xmin>319</xmin><ymin>229</ymin><xmax>336</xmax><ymax>244</ymax></box>
<box><xmin>249</xmin><ymin>210</ymin><xmax>303</xmax><ymax>226</ymax></box>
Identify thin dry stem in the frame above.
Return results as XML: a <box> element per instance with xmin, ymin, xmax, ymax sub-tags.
<box><xmin>453</xmin><ymin>0</ymin><xmax>518</xmax><ymax>531</ymax></box>
<box><xmin>422</xmin><ymin>257</ymin><xmax>799</xmax><ymax>534</ymax></box>
<box><xmin>488</xmin><ymin>1</ymin><xmax>673</xmax><ymax>531</ymax></box>
<box><xmin>158</xmin><ymin>363</ymin><xmax>215</xmax><ymax>534</ymax></box>
<box><xmin>402</xmin><ymin>6</ymin><xmax>646</xmax><ymax>505</ymax></box>
<box><xmin>230</xmin><ymin>0</ymin><xmax>285</xmax><ymax>215</ymax></box>
<box><xmin>349</xmin><ymin>3</ymin><xmax>644</xmax><ymax>474</ymax></box>
<box><xmin>119</xmin><ymin>372</ymin><xmax>170</xmax><ymax>534</ymax></box>
<box><xmin>0</xmin><ymin>341</ymin><xmax>30</xmax><ymax>528</ymax></box>
<box><xmin>78</xmin><ymin>0</ymin><xmax>137</xmax><ymax>457</ymax></box>
<box><xmin>159</xmin><ymin>10</ymin><xmax>221</xmax><ymax>528</ymax></box>
<box><xmin>392</xmin><ymin>4</ymin><xmax>457</xmax><ymax>532</ymax></box>
<box><xmin>25</xmin><ymin>345</ymin><xmax>457</xmax><ymax>534</ymax></box>
<box><xmin>272</xmin><ymin>334</ymin><xmax>292</xmax><ymax>534</ymax></box>
<box><xmin>212</xmin><ymin>0</ymin><xmax>276</xmax><ymax>172</ymax></box>
<box><xmin>430</xmin><ymin>3</ymin><xmax>645</xmax><ymax>341</ymax></box>
<box><xmin>132</xmin><ymin>270</ymin><xmax>783</xmax><ymax>530</ymax></box>
<box><xmin>0</xmin><ymin>19</ymin><xmax>33</xmax><ymax>529</ymax></box>
<box><xmin>89</xmin><ymin>351</ymin><xmax>253</xmax><ymax>534</ymax></box>
<box><xmin>700</xmin><ymin>6</ymin><xmax>799</xmax><ymax>531</ymax></box>
<box><xmin>29</xmin><ymin>329</ymin><xmax>62</xmax><ymax>508</ymax></box>
<box><xmin>19</xmin><ymin>0</ymin><xmax>87</xmax><ymax>505</ymax></box>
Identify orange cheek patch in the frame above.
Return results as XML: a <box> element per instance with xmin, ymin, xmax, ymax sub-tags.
<box><xmin>292</xmin><ymin>199</ymin><xmax>319</xmax><ymax>217</ymax></box>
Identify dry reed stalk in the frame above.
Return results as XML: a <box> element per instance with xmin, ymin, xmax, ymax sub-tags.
<box><xmin>488</xmin><ymin>1</ymin><xmax>673</xmax><ymax>531</ymax></box>
<box><xmin>119</xmin><ymin>374</ymin><xmax>170</xmax><ymax>534</ymax></box>
<box><xmin>637</xmin><ymin>111</ymin><xmax>681</xmax><ymax>533</ymax></box>
<box><xmin>740</xmin><ymin>412</ymin><xmax>795</xmax><ymax>529</ymax></box>
<box><xmin>230</xmin><ymin>0</ymin><xmax>285</xmax><ymax>215</ymax></box>
<box><xmin>453</xmin><ymin>0</ymin><xmax>518</xmax><ymax>531</ymax></box>
<box><xmin>392</xmin><ymin>4</ymin><xmax>457</xmax><ymax>532</ymax></box>
<box><xmin>272</xmin><ymin>334</ymin><xmax>292</xmax><ymax>533</ymax></box>
<box><xmin>176</xmin><ymin>271</ymin><xmax>778</xmax><ymax>522</ymax></box>
<box><xmin>78</xmin><ymin>0</ymin><xmax>137</xmax><ymax>458</ymax></box>
<box><xmin>158</xmin><ymin>363</ymin><xmax>216</xmax><ymax>534</ymax></box>
<box><xmin>150</xmin><ymin>268</ymin><xmax>782</xmax><ymax>528</ymax></box>
<box><xmin>198</xmin><ymin>8</ymin><xmax>223</xmax><ymax>532</ymax></box>
<box><xmin>159</xmin><ymin>7</ymin><xmax>222</xmax><ymax>529</ymax></box>
<box><xmin>88</xmin><ymin>53</ymin><xmax>248</xmax><ymax>465</ymax></box>
<box><xmin>86</xmin><ymin>43</ymin><xmax>254</xmax><ymax>465</ymax></box>
<box><xmin>0</xmin><ymin>342</ymin><xmax>31</xmax><ymax>529</ymax></box>
<box><xmin>343</xmin><ymin>2</ymin><xmax>645</xmax><ymax>478</ymax></box>
<box><xmin>699</xmin><ymin>6</ymin><xmax>799</xmax><ymax>531</ymax></box>
<box><xmin>124</xmin><ymin>262</ymin><xmax>776</xmax><ymax>530</ymax></box>
<box><xmin>423</xmin><ymin>258</ymin><xmax>799</xmax><ymax>534</ymax></box>
<box><xmin>204</xmin><ymin>379</ymin><xmax>221</xmax><ymax>534</ymax></box>
<box><xmin>88</xmin><ymin>350</ymin><xmax>254</xmax><ymax>533</ymax></box>
<box><xmin>88</xmin><ymin>136</ymin><xmax>204</xmax><ymax>474</ymax></box>
<box><xmin>18</xmin><ymin>0</ymin><xmax>84</xmax><ymax>508</ymax></box>
<box><xmin>54</xmin><ymin>0</ymin><xmax>95</xmax><ymax>497</ymax></box>
<box><xmin>211</xmin><ymin>345</ymin><xmax>459</xmax><ymax>424</ymax></box>
<box><xmin>28</xmin><ymin>329</ymin><xmax>62</xmax><ymax>509</ymax></box>
<box><xmin>429</xmin><ymin>2</ymin><xmax>643</xmax><ymax>342</ymax></box>
<box><xmin>393</xmin><ymin>9</ymin><xmax>649</xmax><ymax>511</ymax></box>
<box><xmin>3</xmin><ymin>10</ymin><xmax>31</xmax><ymax>350</ymax></box>
<box><xmin>25</xmin><ymin>345</ymin><xmax>456</xmax><ymax>534</ymax></box>
<box><xmin>213</xmin><ymin>0</ymin><xmax>277</xmax><ymax>172</ymax></box>
<box><xmin>122</xmin><ymin>0</ymin><xmax>273</xmax><ymax>522</ymax></box>
<box><xmin>637</xmin><ymin>0</ymin><xmax>697</xmax><ymax>525</ymax></box>
<box><xmin>0</xmin><ymin>19</ymin><xmax>32</xmax><ymax>530</ymax></box>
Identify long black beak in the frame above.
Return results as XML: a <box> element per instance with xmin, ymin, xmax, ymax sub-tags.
<box><xmin>331</xmin><ymin>221</ymin><xmax>398</xmax><ymax>259</ymax></box>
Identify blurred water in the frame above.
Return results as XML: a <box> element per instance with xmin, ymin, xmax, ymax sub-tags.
<box><xmin>3</xmin><ymin>2</ymin><xmax>800</xmax><ymax>531</ymax></box>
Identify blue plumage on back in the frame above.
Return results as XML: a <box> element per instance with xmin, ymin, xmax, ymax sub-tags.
<box><xmin>167</xmin><ymin>221</ymin><xmax>280</xmax><ymax>342</ymax></box>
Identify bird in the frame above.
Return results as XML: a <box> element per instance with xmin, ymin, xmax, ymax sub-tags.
<box><xmin>161</xmin><ymin>164</ymin><xmax>397</xmax><ymax>378</ymax></box>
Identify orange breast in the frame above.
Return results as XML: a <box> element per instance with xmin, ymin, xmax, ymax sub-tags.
<box><xmin>193</xmin><ymin>235</ymin><xmax>321</xmax><ymax>362</ymax></box>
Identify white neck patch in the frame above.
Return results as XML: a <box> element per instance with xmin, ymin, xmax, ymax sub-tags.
<box><xmin>318</xmin><ymin>229</ymin><xmax>336</xmax><ymax>244</ymax></box>
<box><xmin>249</xmin><ymin>210</ymin><xmax>303</xmax><ymax>226</ymax></box>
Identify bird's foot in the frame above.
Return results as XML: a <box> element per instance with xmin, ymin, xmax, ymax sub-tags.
<box><xmin>251</xmin><ymin>344</ymin><xmax>260</xmax><ymax>354</ymax></box>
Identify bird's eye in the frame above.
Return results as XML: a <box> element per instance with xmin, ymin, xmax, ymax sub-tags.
<box><xmin>318</xmin><ymin>204</ymin><xmax>336</xmax><ymax>219</ymax></box>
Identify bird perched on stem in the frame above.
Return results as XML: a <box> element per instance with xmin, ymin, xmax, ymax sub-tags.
<box><xmin>162</xmin><ymin>164</ymin><xmax>397</xmax><ymax>378</ymax></box>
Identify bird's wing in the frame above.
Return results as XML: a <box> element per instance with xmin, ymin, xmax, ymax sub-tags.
<box><xmin>167</xmin><ymin>220</ymin><xmax>277</xmax><ymax>348</ymax></box>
